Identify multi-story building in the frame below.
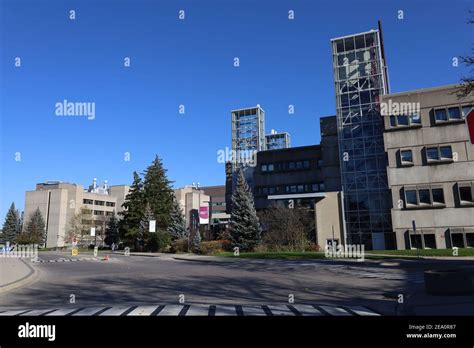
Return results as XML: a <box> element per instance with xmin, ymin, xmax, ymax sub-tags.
<box><xmin>226</xmin><ymin>116</ymin><xmax>345</xmax><ymax>247</ymax></box>
<box><xmin>331</xmin><ymin>23</ymin><xmax>394</xmax><ymax>250</ymax></box>
<box><xmin>231</xmin><ymin>105</ymin><xmax>266</xmax><ymax>166</ymax></box>
<box><xmin>382</xmin><ymin>84</ymin><xmax>474</xmax><ymax>249</ymax></box>
<box><xmin>201</xmin><ymin>185</ymin><xmax>230</xmax><ymax>238</ymax></box>
<box><xmin>23</xmin><ymin>179</ymin><xmax>129</xmax><ymax>248</ymax></box>
<box><xmin>265</xmin><ymin>130</ymin><xmax>291</xmax><ymax>150</ymax></box>
<box><xmin>174</xmin><ymin>185</ymin><xmax>210</xmax><ymax>230</ymax></box>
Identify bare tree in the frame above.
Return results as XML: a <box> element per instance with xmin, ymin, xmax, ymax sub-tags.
<box><xmin>457</xmin><ymin>10</ymin><xmax>474</xmax><ymax>99</ymax></box>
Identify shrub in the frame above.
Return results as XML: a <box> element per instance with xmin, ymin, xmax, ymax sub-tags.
<box><xmin>200</xmin><ymin>240</ymin><xmax>233</xmax><ymax>255</ymax></box>
<box><xmin>146</xmin><ymin>231</ymin><xmax>171</xmax><ymax>252</ymax></box>
<box><xmin>170</xmin><ymin>238</ymin><xmax>189</xmax><ymax>253</ymax></box>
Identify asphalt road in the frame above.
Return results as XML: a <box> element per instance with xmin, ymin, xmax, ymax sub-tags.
<box><xmin>0</xmin><ymin>251</ymin><xmax>439</xmax><ymax>315</ymax></box>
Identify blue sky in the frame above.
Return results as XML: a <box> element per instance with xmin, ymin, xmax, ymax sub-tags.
<box><xmin>1</xmin><ymin>0</ymin><xmax>472</xmax><ymax>219</ymax></box>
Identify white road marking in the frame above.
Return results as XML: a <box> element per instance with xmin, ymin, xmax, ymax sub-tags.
<box><xmin>46</xmin><ymin>308</ymin><xmax>81</xmax><ymax>316</ymax></box>
<box><xmin>215</xmin><ymin>305</ymin><xmax>238</xmax><ymax>316</ymax></box>
<box><xmin>292</xmin><ymin>304</ymin><xmax>324</xmax><ymax>316</ymax></box>
<box><xmin>0</xmin><ymin>310</ymin><xmax>31</xmax><ymax>316</ymax></box>
<box><xmin>99</xmin><ymin>306</ymin><xmax>131</xmax><ymax>316</ymax></box>
<box><xmin>347</xmin><ymin>306</ymin><xmax>380</xmax><ymax>316</ymax></box>
<box><xmin>267</xmin><ymin>305</ymin><xmax>295</xmax><ymax>316</ymax></box>
<box><xmin>319</xmin><ymin>305</ymin><xmax>351</xmax><ymax>316</ymax></box>
<box><xmin>127</xmin><ymin>306</ymin><xmax>161</xmax><ymax>316</ymax></box>
<box><xmin>241</xmin><ymin>305</ymin><xmax>266</xmax><ymax>316</ymax></box>
<box><xmin>156</xmin><ymin>305</ymin><xmax>184</xmax><ymax>316</ymax></box>
<box><xmin>72</xmin><ymin>307</ymin><xmax>107</xmax><ymax>316</ymax></box>
<box><xmin>185</xmin><ymin>305</ymin><xmax>210</xmax><ymax>316</ymax></box>
<box><xmin>20</xmin><ymin>309</ymin><xmax>55</xmax><ymax>316</ymax></box>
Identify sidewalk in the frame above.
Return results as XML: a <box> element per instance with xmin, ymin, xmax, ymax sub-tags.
<box><xmin>0</xmin><ymin>257</ymin><xmax>38</xmax><ymax>293</ymax></box>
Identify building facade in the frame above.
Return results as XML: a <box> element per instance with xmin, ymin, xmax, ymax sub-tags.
<box><xmin>265</xmin><ymin>130</ymin><xmax>291</xmax><ymax>150</ymax></box>
<box><xmin>382</xmin><ymin>84</ymin><xmax>474</xmax><ymax>249</ymax></box>
<box><xmin>331</xmin><ymin>24</ymin><xmax>394</xmax><ymax>250</ymax></box>
<box><xmin>226</xmin><ymin>116</ymin><xmax>345</xmax><ymax>247</ymax></box>
<box><xmin>23</xmin><ymin>179</ymin><xmax>129</xmax><ymax>248</ymax></box>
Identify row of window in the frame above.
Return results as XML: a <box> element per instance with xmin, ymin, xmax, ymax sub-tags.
<box><xmin>389</xmin><ymin>105</ymin><xmax>472</xmax><ymax>128</ymax></box>
<box><xmin>93</xmin><ymin>210</ymin><xmax>115</xmax><ymax>216</ymax></box>
<box><xmin>255</xmin><ymin>183</ymin><xmax>325</xmax><ymax>196</ymax></box>
<box><xmin>82</xmin><ymin>199</ymin><xmax>115</xmax><ymax>207</ymax></box>
<box><xmin>403</xmin><ymin>183</ymin><xmax>474</xmax><ymax>208</ymax></box>
<box><xmin>399</xmin><ymin>145</ymin><xmax>454</xmax><ymax>166</ymax></box>
<box><xmin>261</xmin><ymin>159</ymin><xmax>322</xmax><ymax>173</ymax></box>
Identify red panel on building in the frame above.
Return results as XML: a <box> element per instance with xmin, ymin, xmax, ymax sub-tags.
<box><xmin>467</xmin><ymin>109</ymin><xmax>474</xmax><ymax>145</ymax></box>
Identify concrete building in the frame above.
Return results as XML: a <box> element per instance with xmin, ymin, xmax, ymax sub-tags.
<box><xmin>382</xmin><ymin>84</ymin><xmax>474</xmax><ymax>249</ymax></box>
<box><xmin>331</xmin><ymin>23</ymin><xmax>394</xmax><ymax>250</ymax></box>
<box><xmin>23</xmin><ymin>179</ymin><xmax>130</xmax><ymax>248</ymax></box>
<box><xmin>265</xmin><ymin>130</ymin><xmax>291</xmax><ymax>150</ymax></box>
<box><xmin>174</xmin><ymin>185</ymin><xmax>210</xmax><ymax>230</ymax></box>
<box><xmin>201</xmin><ymin>185</ymin><xmax>230</xmax><ymax>238</ymax></box>
<box><xmin>226</xmin><ymin>116</ymin><xmax>345</xmax><ymax>247</ymax></box>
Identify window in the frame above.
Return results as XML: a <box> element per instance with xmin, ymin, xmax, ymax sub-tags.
<box><xmin>269</xmin><ymin>187</ymin><xmax>275</xmax><ymax>194</ymax></box>
<box><xmin>390</xmin><ymin>116</ymin><xmax>397</xmax><ymax>127</ymax></box>
<box><xmin>426</xmin><ymin>146</ymin><xmax>453</xmax><ymax>163</ymax></box>
<box><xmin>106</xmin><ymin>202</ymin><xmax>115</xmax><ymax>207</ymax></box>
<box><xmin>448</xmin><ymin>107</ymin><xmax>461</xmax><ymax>120</ymax></box>
<box><xmin>459</xmin><ymin>185</ymin><xmax>473</xmax><ymax>205</ymax></box>
<box><xmin>106</xmin><ymin>212</ymin><xmax>114</xmax><ymax>217</ymax></box>
<box><xmin>312</xmin><ymin>184</ymin><xmax>319</xmax><ymax>192</ymax></box>
<box><xmin>296</xmin><ymin>161</ymin><xmax>303</xmax><ymax>169</ymax></box>
<box><xmin>268</xmin><ymin>164</ymin><xmax>274</xmax><ymax>172</ymax></box>
<box><xmin>289</xmin><ymin>162</ymin><xmax>295</xmax><ymax>169</ymax></box>
<box><xmin>94</xmin><ymin>200</ymin><xmax>105</xmax><ymax>206</ymax></box>
<box><xmin>410</xmin><ymin>114</ymin><xmax>421</xmax><ymax>124</ymax></box>
<box><xmin>297</xmin><ymin>185</ymin><xmax>304</xmax><ymax>193</ymax></box>
<box><xmin>432</xmin><ymin>189</ymin><xmax>445</xmax><ymax>205</ymax></box>
<box><xmin>435</xmin><ymin>108</ymin><xmax>448</xmax><ymax>122</ymax></box>
<box><xmin>426</xmin><ymin>147</ymin><xmax>439</xmax><ymax>161</ymax></box>
<box><xmin>397</xmin><ymin>115</ymin><xmax>409</xmax><ymax>126</ymax></box>
<box><xmin>405</xmin><ymin>190</ymin><xmax>418</xmax><ymax>205</ymax></box>
<box><xmin>262</xmin><ymin>187</ymin><xmax>268</xmax><ymax>195</ymax></box>
<box><xmin>261</xmin><ymin>164</ymin><xmax>268</xmax><ymax>172</ymax></box>
<box><xmin>439</xmin><ymin>146</ymin><xmax>453</xmax><ymax>160</ymax></box>
<box><xmin>423</xmin><ymin>234</ymin><xmax>437</xmax><ymax>249</ymax></box>
<box><xmin>418</xmin><ymin>189</ymin><xmax>431</xmax><ymax>205</ymax></box>
<box><xmin>94</xmin><ymin>210</ymin><xmax>104</xmax><ymax>216</ymax></box>
<box><xmin>462</xmin><ymin>105</ymin><xmax>472</xmax><ymax>117</ymax></box>
<box><xmin>400</xmin><ymin>150</ymin><xmax>413</xmax><ymax>165</ymax></box>
<box><xmin>319</xmin><ymin>183</ymin><xmax>325</xmax><ymax>191</ymax></box>
<box><xmin>303</xmin><ymin>160</ymin><xmax>310</xmax><ymax>169</ymax></box>
<box><xmin>83</xmin><ymin>199</ymin><xmax>93</xmax><ymax>205</ymax></box>
<box><xmin>318</xmin><ymin>159</ymin><xmax>324</xmax><ymax>167</ymax></box>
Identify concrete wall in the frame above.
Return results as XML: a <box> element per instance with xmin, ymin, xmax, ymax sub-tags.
<box><xmin>314</xmin><ymin>192</ymin><xmax>344</xmax><ymax>247</ymax></box>
<box><xmin>382</xmin><ymin>85</ymin><xmax>474</xmax><ymax>249</ymax></box>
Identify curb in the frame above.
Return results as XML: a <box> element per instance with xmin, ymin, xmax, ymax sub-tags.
<box><xmin>0</xmin><ymin>258</ymin><xmax>39</xmax><ymax>294</ymax></box>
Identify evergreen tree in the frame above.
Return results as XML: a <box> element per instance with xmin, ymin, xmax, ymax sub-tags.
<box><xmin>104</xmin><ymin>213</ymin><xmax>120</xmax><ymax>246</ymax></box>
<box><xmin>24</xmin><ymin>207</ymin><xmax>46</xmax><ymax>245</ymax></box>
<box><xmin>229</xmin><ymin>169</ymin><xmax>262</xmax><ymax>251</ymax></box>
<box><xmin>167</xmin><ymin>196</ymin><xmax>188</xmax><ymax>241</ymax></box>
<box><xmin>0</xmin><ymin>202</ymin><xmax>21</xmax><ymax>244</ymax></box>
<box><xmin>119</xmin><ymin>171</ymin><xmax>145</xmax><ymax>247</ymax></box>
<box><xmin>142</xmin><ymin>155</ymin><xmax>174</xmax><ymax>231</ymax></box>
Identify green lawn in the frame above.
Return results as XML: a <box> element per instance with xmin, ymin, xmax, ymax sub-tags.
<box><xmin>216</xmin><ymin>248</ymin><xmax>474</xmax><ymax>260</ymax></box>
<box><xmin>216</xmin><ymin>251</ymin><xmax>327</xmax><ymax>260</ymax></box>
<box><xmin>366</xmin><ymin>248</ymin><xmax>474</xmax><ymax>257</ymax></box>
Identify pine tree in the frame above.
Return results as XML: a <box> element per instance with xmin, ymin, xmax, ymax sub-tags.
<box><xmin>142</xmin><ymin>155</ymin><xmax>174</xmax><ymax>231</ymax></box>
<box><xmin>167</xmin><ymin>196</ymin><xmax>188</xmax><ymax>241</ymax></box>
<box><xmin>119</xmin><ymin>171</ymin><xmax>145</xmax><ymax>247</ymax></box>
<box><xmin>24</xmin><ymin>207</ymin><xmax>46</xmax><ymax>245</ymax></box>
<box><xmin>104</xmin><ymin>213</ymin><xmax>120</xmax><ymax>246</ymax></box>
<box><xmin>229</xmin><ymin>169</ymin><xmax>262</xmax><ymax>251</ymax></box>
<box><xmin>0</xmin><ymin>202</ymin><xmax>21</xmax><ymax>244</ymax></box>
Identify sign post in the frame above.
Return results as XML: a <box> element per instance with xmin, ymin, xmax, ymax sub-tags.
<box><xmin>149</xmin><ymin>220</ymin><xmax>156</xmax><ymax>233</ymax></box>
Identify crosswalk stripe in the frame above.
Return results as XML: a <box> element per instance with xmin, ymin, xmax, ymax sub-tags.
<box><xmin>241</xmin><ymin>305</ymin><xmax>266</xmax><ymax>316</ymax></box>
<box><xmin>20</xmin><ymin>309</ymin><xmax>56</xmax><ymax>316</ymax></box>
<box><xmin>99</xmin><ymin>306</ymin><xmax>131</xmax><ymax>316</ymax></box>
<box><xmin>0</xmin><ymin>310</ymin><xmax>32</xmax><ymax>316</ymax></box>
<box><xmin>319</xmin><ymin>305</ymin><xmax>351</xmax><ymax>316</ymax></box>
<box><xmin>127</xmin><ymin>305</ymin><xmax>161</xmax><ymax>316</ymax></box>
<box><xmin>185</xmin><ymin>305</ymin><xmax>210</xmax><ymax>316</ymax></box>
<box><xmin>72</xmin><ymin>307</ymin><xmax>108</xmax><ymax>316</ymax></box>
<box><xmin>291</xmin><ymin>304</ymin><xmax>324</xmax><ymax>316</ymax></box>
<box><xmin>214</xmin><ymin>305</ymin><xmax>238</xmax><ymax>316</ymax></box>
<box><xmin>46</xmin><ymin>308</ymin><xmax>81</xmax><ymax>316</ymax></box>
<box><xmin>346</xmin><ymin>306</ymin><xmax>380</xmax><ymax>316</ymax></box>
<box><xmin>267</xmin><ymin>305</ymin><xmax>296</xmax><ymax>316</ymax></box>
<box><xmin>156</xmin><ymin>305</ymin><xmax>185</xmax><ymax>316</ymax></box>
